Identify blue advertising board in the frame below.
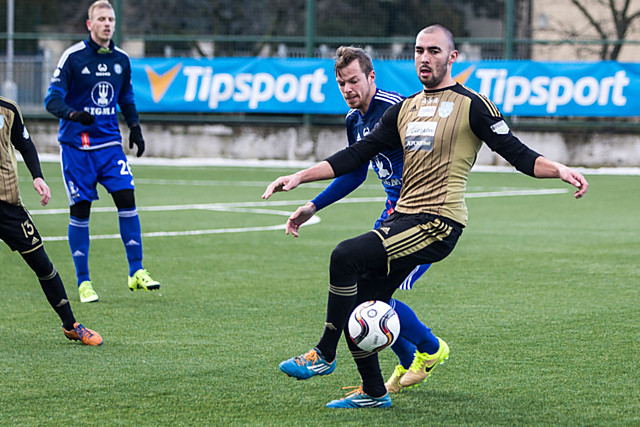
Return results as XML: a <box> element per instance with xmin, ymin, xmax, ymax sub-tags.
<box><xmin>132</xmin><ymin>57</ymin><xmax>640</xmax><ymax>117</ymax></box>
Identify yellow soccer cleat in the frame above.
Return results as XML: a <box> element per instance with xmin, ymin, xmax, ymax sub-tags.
<box><xmin>385</xmin><ymin>364</ymin><xmax>408</xmax><ymax>393</ymax></box>
<box><xmin>128</xmin><ymin>269</ymin><xmax>160</xmax><ymax>291</ymax></box>
<box><xmin>78</xmin><ymin>280</ymin><xmax>99</xmax><ymax>303</ymax></box>
<box><xmin>399</xmin><ymin>337</ymin><xmax>449</xmax><ymax>388</ymax></box>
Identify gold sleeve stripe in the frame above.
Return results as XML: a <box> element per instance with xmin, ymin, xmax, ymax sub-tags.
<box><xmin>329</xmin><ymin>283</ymin><xmax>358</xmax><ymax>297</ymax></box>
<box><xmin>477</xmin><ymin>93</ymin><xmax>500</xmax><ymax>117</ymax></box>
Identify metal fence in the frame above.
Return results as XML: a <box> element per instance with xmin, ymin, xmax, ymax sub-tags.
<box><xmin>2</xmin><ymin>0</ymin><xmax>639</xmax><ymax>125</ymax></box>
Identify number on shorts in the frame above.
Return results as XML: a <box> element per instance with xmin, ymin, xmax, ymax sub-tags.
<box><xmin>118</xmin><ymin>159</ymin><xmax>132</xmax><ymax>176</ymax></box>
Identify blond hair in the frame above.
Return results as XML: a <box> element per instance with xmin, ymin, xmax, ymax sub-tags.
<box><xmin>88</xmin><ymin>0</ymin><xmax>113</xmax><ymax>20</ymax></box>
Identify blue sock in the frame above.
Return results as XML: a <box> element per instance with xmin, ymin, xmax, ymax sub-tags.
<box><xmin>390</xmin><ymin>298</ymin><xmax>440</xmax><ymax>356</ymax></box>
<box><xmin>68</xmin><ymin>216</ymin><xmax>90</xmax><ymax>286</ymax></box>
<box><xmin>118</xmin><ymin>208</ymin><xmax>143</xmax><ymax>276</ymax></box>
<box><xmin>390</xmin><ymin>335</ymin><xmax>417</xmax><ymax>369</ymax></box>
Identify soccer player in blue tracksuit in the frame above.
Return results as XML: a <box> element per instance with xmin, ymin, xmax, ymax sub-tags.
<box><xmin>44</xmin><ymin>0</ymin><xmax>159</xmax><ymax>303</ymax></box>
<box><xmin>278</xmin><ymin>46</ymin><xmax>448</xmax><ymax>394</ymax></box>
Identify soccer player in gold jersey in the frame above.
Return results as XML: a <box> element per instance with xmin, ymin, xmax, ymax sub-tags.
<box><xmin>263</xmin><ymin>24</ymin><xmax>587</xmax><ymax>408</ymax></box>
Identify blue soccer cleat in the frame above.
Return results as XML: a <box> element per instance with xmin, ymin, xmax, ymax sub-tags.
<box><xmin>326</xmin><ymin>386</ymin><xmax>392</xmax><ymax>408</ymax></box>
<box><xmin>279</xmin><ymin>348</ymin><xmax>336</xmax><ymax>380</ymax></box>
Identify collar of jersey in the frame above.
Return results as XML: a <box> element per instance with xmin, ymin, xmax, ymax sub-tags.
<box><xmin>86</xmin><ymin>37</ymin><xmax>114</xmax><ymax>54</ymax></box>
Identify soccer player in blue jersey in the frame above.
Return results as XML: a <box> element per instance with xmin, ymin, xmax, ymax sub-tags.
<box><xmin>44</xmin><ymin>0</ymin><xmax>159</xmax><ymax>303</ymax></box>
<box><xmin>278</xmin><ymin>46</ymin><xmax>448</xmax><ymax>394</ymax></box>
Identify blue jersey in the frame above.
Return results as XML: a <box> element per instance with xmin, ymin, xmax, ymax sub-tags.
<box><xmin>44</xmin><ymin>38</ymin><xmax>138</xmax><ymax>150</ymax></box>
<box><xmin>312</xmin><ymin>88</ymin><xmax>405</xmax><ymax>227</ymax></box>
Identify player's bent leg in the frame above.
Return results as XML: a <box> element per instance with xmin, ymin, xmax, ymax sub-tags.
<box><xmin>279</xmin><ymin>348</ymin><xmax>336</xmax><ymax>380</ymax></box>
<box><xmin>326</xmin><ymin>386</ymin><xmax>391</xmax><ymax>408</ymax></box>
<box><xmin>399</xmin><ymin>337</ymin><xmax>449</xmax><ymax>387</ymax></box>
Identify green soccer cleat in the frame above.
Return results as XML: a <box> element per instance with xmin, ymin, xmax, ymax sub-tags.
<box><xmin>399</xmin><ymin>337</ymin><xmax>449</xmax><ymax>388</ymax></box>
<box><xmin>385</xmin><ymin>364</ymin><xmax>408</xmax><ymax>393</ymax></box>
<box><xmin>128</xmin><ymin>269</ymin><xmax>161</xmax><ymax>291</ymax></box>
<box><xmin>78</xmin><ymin>280</ymin><xmax>99</xmax><ymax>303</ymax></box>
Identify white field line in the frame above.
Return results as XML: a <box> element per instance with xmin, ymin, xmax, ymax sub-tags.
<box><xmin>35</xmin><ymin>188</ymin><xmax>567</xmax><ymax>242</ymax></box>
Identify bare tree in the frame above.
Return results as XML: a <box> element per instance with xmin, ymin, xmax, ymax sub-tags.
<box><xmin>570</xmin><ymin>0</ymin><xmax>640</xmax><ymax>59</ymax></box>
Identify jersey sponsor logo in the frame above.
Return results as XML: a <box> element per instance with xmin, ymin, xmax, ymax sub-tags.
<box><xmin>490</xmin><ymin>120</ymin><xmax>510</xmax><ymax>135</ymax></box>
<box><xmin>81</xmin><ymin>66</ymin><xmax>91</xmax><ymax>74</ymax></box>
<box><xmin>382</xmin><ymin>178</ymin><xmax>401</xmax><ymax>187</ymax></box>
<box><xmin>372</xmin><ymin>153</ymin><xmax>393</xmax><ymax>180</ymax></box>
<box><xmin>438</xmin><ymin>101</ymin><xmax>454</xmax><ymax>118</ymax></box>
<box><xmin>418</xmin><ymin>105</ymin><xmax>436</xmax><ymax>117</ymax></box>
<box><xmin>90</xmin><ymin>81</ymin><xmax>115</xmax><ymax>115</ymax></box>
<box><xmin>405</xmin><ymin>121</ymin><xmax>437</xmax><ymax>152</ymax></box>
<box><xmin>96</xmin><ymin>63</ymin><xmax>111</xmax><ymax>77</ymax></box>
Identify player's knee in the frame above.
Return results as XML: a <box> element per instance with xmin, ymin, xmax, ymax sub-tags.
<box><xmin>112</xmin><ymin>189</ymin><xmax>135</xmax><ymax>210</ymax></box>
<box><xmin>70</xmin><ymin>201</ymin><xmax>91</xmax><ymax>219</ymax></box>
<box><xmin>22</xmin><ymin>247</ymin><xmax>54</xmax><ymax>278</ymax></box>
<box><xmin>330</xmin><ymin>239</ymin><xmax>358</xmax><ymax>271</ymax></box>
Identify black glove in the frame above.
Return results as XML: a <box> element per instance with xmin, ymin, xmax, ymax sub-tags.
<box><xmin>129</xmin><ymin>125</ymin><xmax>145</xmax><ymax>157</ymax></box>
<box><xmin>69</xmin><ymin>111</ymin><xmax>95</xmax><ymax>125</ymax></box>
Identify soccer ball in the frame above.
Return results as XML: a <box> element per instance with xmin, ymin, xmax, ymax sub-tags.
<box><xmin>348</xmin><ymin>300</ymin><xmax>400</xmax><ymax>353</ymax></box>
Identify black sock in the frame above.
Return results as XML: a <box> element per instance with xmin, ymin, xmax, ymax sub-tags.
<box><xmin>22</xmin><ymin>248</ymin><xmax>76</xmax><ymax>330</ymax></box>
<box><xmin>346</xmin><ymin>336</ymin><xmax>386</xmax><ymax>397</ymax></box>
<box><xmin>315</xmin><ymin>283</ymin><xmax>357</xmax><ymax>362</ymax></box>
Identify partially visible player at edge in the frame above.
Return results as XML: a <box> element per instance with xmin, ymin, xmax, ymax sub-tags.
<box><xmin>262</xmin><ymin>24</ymin><xmax>588</xmax><ymax>408</ymax></box>
<box><xmin>44</xmin><ymin>0</ymin><xmax>159</xmax><ymax>303</ymax></box>
<box><xmin>0</xmin><ymin>96</ymin><xmax>102</xmax><ymax>345</ymax></box>
<box><xmin>279</xmin><ymin>46</ymin><xmax>446</xmax><ymax>394</ymax></box>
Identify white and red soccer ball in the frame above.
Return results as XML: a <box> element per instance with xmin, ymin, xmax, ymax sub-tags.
<box><xmin>348</xmin><ymin>300</ymin><xmax>400</xmax><ymax>353</ymax></box>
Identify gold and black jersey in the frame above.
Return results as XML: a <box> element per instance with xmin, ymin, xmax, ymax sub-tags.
<box><xmin>327</xmin><ymin>83</ymin><xmax>540</xmax><ymax>226</ymax></box>
<box><xmin>0</xmin><ymin>96</ymin><xmax>42</xmax><ymax>206</ymax></box>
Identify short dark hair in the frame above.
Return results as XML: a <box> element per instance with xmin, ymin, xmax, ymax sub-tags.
<box><xmin>334</xmin><ymin>46</ymin><xmax>374</xmax><ymax>76</ymax></box>
<box><xmin>421</xmin><ymin>24</ymin><xmax>456</xmax><ymax>52</ymax></box>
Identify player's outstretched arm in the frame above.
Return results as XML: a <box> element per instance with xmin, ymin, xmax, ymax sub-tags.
<box><xmin>533</xmin><ymin>157</ymin><xmax>588</xmax><ymax>199</ymax></box>
<box><xmin>261</xmin><ymin>161</ymin><xmax>335</xmax><ymax>199</ymax></box>
<box><xmin>286</xmin><ymin>202</ymin><xmax>317</xmax><ymax>237</ymax></box>
<box><xmin>33</xmin><ymin>177</ymin><xmax>51</xmax><ymax>206</ymax></box>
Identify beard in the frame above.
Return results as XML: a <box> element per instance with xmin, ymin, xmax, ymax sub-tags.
<box><xmin>417</xmin><ymin>62</ymin><xmax>447</xmax><ymax>89</ymax></box>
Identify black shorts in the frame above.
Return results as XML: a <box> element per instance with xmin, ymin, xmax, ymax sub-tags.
<box><xmin>0</xmin><ymin>200</ymin><xmax>44</xmax><ymax>254</ymax></box>
<box><xmin>332</xmin><ymin>211</ymin><xmax>463</xmax><ymax>303</ymax></box>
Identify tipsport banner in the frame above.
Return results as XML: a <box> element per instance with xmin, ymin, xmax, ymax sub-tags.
<box><xmin>132</xmin><ymin>57</ymin><xmax>640</xmax><ymax>117</ymax></box>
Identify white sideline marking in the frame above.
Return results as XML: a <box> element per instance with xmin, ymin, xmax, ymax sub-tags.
<box><xmin>35</xmin><ymin>189</ymin><xmax>567</xmax><ymax>242</ymax></box>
